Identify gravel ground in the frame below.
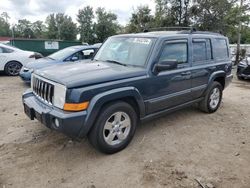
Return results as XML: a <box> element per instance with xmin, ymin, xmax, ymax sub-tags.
<box><xmin>0</xmin><ymin>71</ymin><xmax>250</xmax><ymax>188</ymax></box>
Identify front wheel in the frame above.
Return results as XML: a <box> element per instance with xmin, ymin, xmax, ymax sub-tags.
<box><xmin>88</xmin><ymin>101</ymin><xmax>137</xmax><ymax>154</ymax></box>
<box><xmin>199</xmin><ymin>81</ymin><xmax>223</xmax><ymax>113</ymax></box>
<box><xmin>4</xmin><ymin>61</ymin><xmax>22</xmax><ymax>76</ymax></box>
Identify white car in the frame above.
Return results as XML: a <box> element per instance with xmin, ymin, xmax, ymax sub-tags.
<box><xmin>0</xmin><ymin>43</ymin><xmax>40</xmax><ymax>76</ymax></box>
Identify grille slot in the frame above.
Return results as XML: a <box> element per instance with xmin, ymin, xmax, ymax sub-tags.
<box><xmin>32</xmin><ymin>76</ymin><xmax>54</xmax><ymax>104</ymax></box>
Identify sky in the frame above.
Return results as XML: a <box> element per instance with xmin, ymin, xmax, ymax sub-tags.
<box><xmin>0</xmin><ymin>0</ymin><xmax>156</xmax><ymax>25</ymax></box>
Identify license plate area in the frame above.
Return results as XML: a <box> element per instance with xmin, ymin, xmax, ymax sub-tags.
<box><xmin>35</xmin><ymin>111</ymin><xmax>42</xmax><ymax>122</ymax></box>
<box><xmin>24</xmin><ymin>104</ymin><xmax>42</xmax><ymax>122</ymax></box>
<box><xmin>24</xmin><ymin>104</ymin><xmax>35</xmax><ymax>120</ymax></box>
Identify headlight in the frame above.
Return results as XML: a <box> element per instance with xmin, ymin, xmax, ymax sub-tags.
<box><xmin>23</xmin><ymin>67</ymin><xmax>34</xmax><ymax>73</ymax></box>
<box><xmin>53</xmin><ymin>83</ymin><xmax>67</xmax><ymax>109</ymax></box>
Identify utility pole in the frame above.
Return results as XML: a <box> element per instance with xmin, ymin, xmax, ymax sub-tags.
<box><xmin>179</xmin><ymin>0</ymin><xmax>182</xmax><ymax>26</ymax></box>
<box><xmin>236</xmin><ymin>0</ymin><xmax>244</xmax><ymax>64</ymax></box>
<box><xmin>184</xmin><ymin>0</ymin><xmax>189</xmax><ymax>26</ymax></box>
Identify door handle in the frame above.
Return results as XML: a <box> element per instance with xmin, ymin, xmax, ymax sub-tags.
<box><xmin>181</xmin><ymin>71</ymin><xmax>191</xmax><ymax>76</ymax></box>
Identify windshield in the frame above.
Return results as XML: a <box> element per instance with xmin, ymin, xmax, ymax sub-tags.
<box><xmin>94</xmin><ymin>37</ymin><xmax>155</xmax><ymax>67</ymax></box>
<box><xmin>48</xmin><ymin>47</ymin><xmax>77</xmax><ymax>60</ymax></box>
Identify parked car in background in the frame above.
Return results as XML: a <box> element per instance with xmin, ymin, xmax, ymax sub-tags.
<box><xmin>19</xmin><ymin>44</ymin><xmax>101</xmax><ymax>83</ymax></box>
<box><xmin>23</xmin><ymin>30</ymin><xmax>232</xmax><ymax>154</ymax></box>
<box><xmin>237</xmin><ymin>55</ymin><xmax>250</xmax><ymax>80</ymax></box>
<box><xmin>0</xmin><ymin>43</ymin><xmax>42</xmax><ymax>76</ymax></box>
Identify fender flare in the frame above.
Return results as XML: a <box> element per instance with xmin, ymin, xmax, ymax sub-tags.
<box><xmin>78</xmin><ymin>87</ymin><xmax>145</xmax><ymax>138</ymax></box>
<box><xmin>204</xmin><ymin>71</ymin><xmax>226</xmax><ymax>94</ymax></box>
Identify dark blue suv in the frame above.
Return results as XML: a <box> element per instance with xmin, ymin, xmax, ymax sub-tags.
<box><xmin>23</xmin><ymin>30</ymin><xmax>233</xmax><ymax>154</ymax></box>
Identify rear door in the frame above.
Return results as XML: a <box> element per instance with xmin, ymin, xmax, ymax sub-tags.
<box><xmin>190</xmin><ymin>38</ymin><xmax>213</xmax><ymax>99</ymax></box>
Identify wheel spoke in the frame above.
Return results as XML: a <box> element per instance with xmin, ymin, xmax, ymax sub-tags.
<box><xmin>114</xmin><ymin>112</ymin><xmax>122</xmax><ymax>122</ymax></box>
<box><xmin>117</xmin><ymin>132</ymin><xmax>126</xmax><ymax>141</ymax></box>
<box><xmin>106</xmin><ymin>132</ymin><xmax>116</xmax><ymax>143</ymax></box>
<box><xmin>104</xmin><ymin>122</ymin><xmax>113</xmax><ymax>130</ymax></box>
<box><xmin>120</xmin><ymin>118</ymin><xmax>130</xmax><ymax>129</ymax></box>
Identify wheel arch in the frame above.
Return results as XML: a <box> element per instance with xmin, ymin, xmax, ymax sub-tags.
<box><xmin>208</xmin><ymin>71</ymin><xmax>226</xmax><ymax>89</ymax></box>
<box><xmin>78</xmin><ymin>87</ymin><xmax>145</xmax><ymax>138</ymax></box>
<box><xmin>4</xmin><ymin>60</ymin><xmax>23</xmax><ymax>68</ymax></box>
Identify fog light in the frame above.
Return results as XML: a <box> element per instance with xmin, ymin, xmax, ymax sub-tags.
<box><xmin>54</xmin><ymin>118</ymin><xmax>60</xmax><ymax>128</ymax></box>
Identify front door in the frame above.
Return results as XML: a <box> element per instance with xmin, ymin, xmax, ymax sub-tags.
<box><xmin>145</xmin><ymin>39</ymin><xmax>193</xmax><ymax>114</ymax></box>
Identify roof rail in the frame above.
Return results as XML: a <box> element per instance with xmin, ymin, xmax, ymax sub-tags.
<box><xmin>144</xmin><ymin>26</ymin><xmax>197</xmax><ymax>33</ymax></box>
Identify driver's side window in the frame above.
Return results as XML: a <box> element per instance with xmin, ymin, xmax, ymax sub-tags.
<box><xmin>159</xmin><ymin>41</ymin><xmax>188</xmax><ymax>67</ymax></box>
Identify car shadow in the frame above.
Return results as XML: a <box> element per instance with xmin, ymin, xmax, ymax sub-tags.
<box><xmin>0</xmin><ymin>71</ymin><xmax>6</xmax><ymax>76</ymax></box>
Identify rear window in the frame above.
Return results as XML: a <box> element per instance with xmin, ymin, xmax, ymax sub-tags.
<box><xmin>192</xmin><ymin>39</ymin><xmax>212</xmax><ymax>63</ymax></box>
<box><xmin>213</xmin><ymin>38</ymin><xmax>229</xmax><ymax>60</ymax></box>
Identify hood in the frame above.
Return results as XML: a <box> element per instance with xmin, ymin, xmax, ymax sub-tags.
<box><xmin>26</xmin><ymin>57</ymin><xmax>59</xmax><ymax>69</ymax></box>
<box><xmin>35</xmin><ymin>61</ymin><xmax>147</xmax><ymax>88</ymax></box>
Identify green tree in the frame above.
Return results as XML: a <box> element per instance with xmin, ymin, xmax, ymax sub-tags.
<box><xmin>127</xmin><ymin>6</ymin><xmax>153</xmax><ymax>33</ymax></box>
<box><xmin>46</xmin><ymin>14</ymin><xmax>58</xmax><ymax>39</ymax></box>
<box><xmin>190</xmin><ymin>0</ymin><xmax>250</xmax><ymax>42</ymax></box>
<box><xmin>46</xmin><ymin>13</ymin><xmax>77</xmax><ymax>40</ymax></box>
<box><xmin>14</xmin><ymin>19</ymin><xmax>34</xmax><ymax>38</ymax></box>
<box><xmin>153</xmin><ymin>0</ymin><xmax>191</xmax><ymax>27</ymax></box>
<box><xmin>241</xmin><ymin>27</ymin><xmax>250</xmax><ymax>43</ymax></box>
<box><xmin>190</xmin><ymin>0</ymin><xmax>235</xmax><ymax>31</ymax></box>
<box><xmin>95</xmin><ymin>7</ymin><xmax>119</xmax><ymax>42</ymax></box>
<box><xmin>77</xmin><ymin>6</ymin><xmax>95</xmax><ymax>44</ymax></box>
<box><xmin>32</xmin><ymin>21</ymin><xmax>46</xmax><ymax>39</ymax></box>
<box><xmin>0</xmin><ymin>12</ymin><xmax>11</xmax><ymax>36</ymax></box>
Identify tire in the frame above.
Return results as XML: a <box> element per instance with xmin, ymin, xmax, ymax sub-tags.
<box><xmin>4</xmin><ymin>61</ymin><xmax>22</xmax><ymax>76</ymax></box>
<box><xmin>88</xmin><ymin>101</ymin><xmax>137</xmax><ymax>154</ymax></box>
<box><xmin>199</xmin><ymin>81</ymin><xmax>223</xmax><ymax>113</ymax></box>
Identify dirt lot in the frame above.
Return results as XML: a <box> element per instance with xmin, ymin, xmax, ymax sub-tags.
<box><xmin>0</xmin><ymin>72</ymin><xmax>250</xmax><ymax>188</ymax></box>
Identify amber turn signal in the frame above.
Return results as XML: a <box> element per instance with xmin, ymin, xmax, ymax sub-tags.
<box><xmin>63</xmin><ymin>102</ymin><xmax>89</xmax><ymax>112</ymax></box>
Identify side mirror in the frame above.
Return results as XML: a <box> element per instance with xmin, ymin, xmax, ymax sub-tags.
<box><xmin>154</xmin><ymin>60</ymin><xmax>178</xmax><ymax>73</ymax></box>
<box><xmin>71</xmin><ymin>56</ymin><xmax>79</xmax><ymax>61</ymax></box>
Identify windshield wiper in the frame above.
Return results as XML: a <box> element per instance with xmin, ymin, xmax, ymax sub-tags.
<box><xmin>105</xmin><ymin>60</ymin><xmax>127</xmax><ymax>67</ymax></box>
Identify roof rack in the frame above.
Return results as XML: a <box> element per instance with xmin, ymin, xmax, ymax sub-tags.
<box><xmin>144</xmin><ymin>26</ymin><xmax>197</xmax><ymax>33</ymax></box>
<box><xmin>143</xmin><ymin>27</ymin><xmax>224</xmax><ymax>36</ymax></box>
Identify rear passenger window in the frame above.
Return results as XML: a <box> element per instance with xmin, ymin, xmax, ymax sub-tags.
<box><xmin>192</xmin><ymin>39</ymin><xmax>212</xmax><ymax>63</ymax></box>
<box><xmin>160</xmin><ymin>41</ymin><xmax>188</xmax><ymax>64</ymax></box>
<box><xmin>213</xmin><ymin>38</ymin><xmax>228</xmax><ymax>60</ymax></box>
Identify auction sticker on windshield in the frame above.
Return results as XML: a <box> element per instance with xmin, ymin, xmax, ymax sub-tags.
<box><xmin>133</xmin><ymin>38</ymin><xmax>151</xmax><ymax>45</ymax></box>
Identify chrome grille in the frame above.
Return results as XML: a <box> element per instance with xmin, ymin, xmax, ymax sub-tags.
<box><xmin>32</xmin><ymin>76</ymin><xmax>54</xmax><ymax>104</ymax></box>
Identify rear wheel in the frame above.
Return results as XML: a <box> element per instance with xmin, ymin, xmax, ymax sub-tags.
<box><xmin>4</xmin><ymin>61</ymin><xmax>22</xmax><ymax>76</ymax></box>
<box><xmin>88</xmin><ymin>101</ymin><xmax>137</xmax><ymax>154</ymax></box>
<box><xmin>199</xmin><ymin>81</ymin><xmax>223</xmax><ymax>113</ymax></box>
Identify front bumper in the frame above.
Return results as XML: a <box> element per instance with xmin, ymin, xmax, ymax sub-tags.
<box><xmin>19</xmin><ymin>70</ymin><xmax>32</xmax><ymax>83</ymax></box>
<box><xmin>22</xmin><ymin>90</ymin><xmax>88</xmax><ymax>139</ymax></box>
<box><xmin>237</xmin><ymin>65</ymin><xmax>250</xmax><ymax>79</ymax></box>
